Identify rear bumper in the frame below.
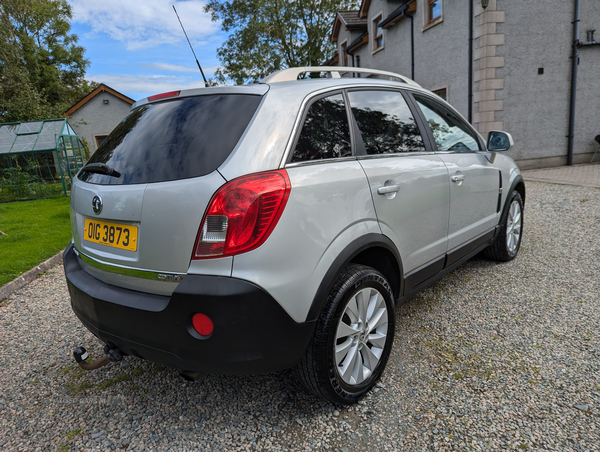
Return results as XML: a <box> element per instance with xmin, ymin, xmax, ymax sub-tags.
<box><xmin>64</xmin><ymin>244</ymin><xmax>315</xmax><ymax>374</ymax></box>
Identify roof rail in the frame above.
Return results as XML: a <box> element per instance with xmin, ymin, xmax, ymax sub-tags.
<box><xmin>260</xmin><ymin>66</ymin><xmax>421</xmax><ymax>88</ymax></box>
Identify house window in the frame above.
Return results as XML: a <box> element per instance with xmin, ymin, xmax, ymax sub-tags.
<box><xmin>95</xmin><ymin>135</ymin><xmax>109</xmax><ymax>149</ymax></box>
<box><xmin>373</xmin><ymin>16</ymin><xmax>384</xmax><ymax>51</ymax></box>
<box><xmin>341</xmin><ymin>41</ymin><xmax>348</xmax><ymax>66</ymax></box>
<box><xmin>432</xmin><ymin>88</ymin><xmax>447</xmax><ymax>101</ymax></box>
<box><xmin>428</xmin><ymin>0</ymin><xmax>442</xmax><ymax>23</ymax></box>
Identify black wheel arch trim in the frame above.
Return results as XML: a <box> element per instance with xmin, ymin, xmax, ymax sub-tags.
<box><xmin>306</xmin><ymin>233</ymin><xmax>403</xmax><ymax>322</ymax></box>
<box><xmin>494</xmin><ymin>175</ymin><xmax>525</xmax><ymax>239</ymax></box>
<box><xmin>485</xmin><ymin>175</ymin><xmax>524</xmax><ymax>244</ymax></box>
<box><xmin>508</xmin><ymin>175</ymin><xmax>525</xmax><ymax>205</ymax></box>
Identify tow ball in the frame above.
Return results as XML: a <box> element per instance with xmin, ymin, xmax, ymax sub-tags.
<box><xmin>73</xmin><ymin>345</ymin><xmax>124</xmax><ymax>371</ymax></box>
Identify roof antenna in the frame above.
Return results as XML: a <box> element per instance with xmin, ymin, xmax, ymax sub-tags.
<box><xmin>173</xmin><ymin>5</ymin><xmax>209</xmax><ymax>87</ymax></box>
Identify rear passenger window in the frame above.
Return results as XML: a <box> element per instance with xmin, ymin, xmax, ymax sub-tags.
<box><xmin>347</xmin><ymin>90</ymin><xmax>426</xmax><ymax>155</ymax></box>
<box><xmin>414</xmin><ymin>94</ymin><xmax>481</xmax><ymax>152</ymax></box>
<box><xmin>292</xmin><ymin>94</ymin><xmax>351</xmax><ymax>162</ymax></box>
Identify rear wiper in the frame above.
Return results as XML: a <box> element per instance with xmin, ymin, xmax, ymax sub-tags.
<box><xmin>81</xmin><ymin>163</ymin><xmax>121</xmax><ymax>178</ymax></box>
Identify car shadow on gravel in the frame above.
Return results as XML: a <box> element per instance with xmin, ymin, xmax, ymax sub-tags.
<box><xmin>45</xmin><ymin>252</ymin><xmax>503</xmax><ymax>449</ymax></box>
<box><xmin>50</xmin><ymin>357</ymin><xmax>354</xmax><ymax>450</ymax></box>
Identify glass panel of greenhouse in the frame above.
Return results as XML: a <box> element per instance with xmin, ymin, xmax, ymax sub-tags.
<box><xmin>0</xmin><ymin>119</ymin><xmax>88</xmax><ymax>202</ymax></box>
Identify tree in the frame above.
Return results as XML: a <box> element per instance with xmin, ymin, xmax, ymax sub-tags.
<box><xmin>204</xmin><ymin>0</ymin><xmax>357</xmax><ymax>85</ymax></box>
<box><xmin>0</xmin><ymin>0</ymin><xmax>96</xmax><ymax>123</ymax></box>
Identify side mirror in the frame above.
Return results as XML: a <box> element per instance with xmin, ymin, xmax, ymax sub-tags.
<box><xmin>487</xmin><ymin>131</ymin><xmax>514</xmax><ymax>152</ymax></box>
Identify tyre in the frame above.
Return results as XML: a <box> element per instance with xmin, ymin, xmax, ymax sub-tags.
<box><xmin>484</xmin><ymin>190</ymin><xmax>524</xmax><ymax>261</ymax></box>
<box><xmin>297</xmin><ymin>264</ymin><xmax>395</xmax><ymax>404</ymax></box>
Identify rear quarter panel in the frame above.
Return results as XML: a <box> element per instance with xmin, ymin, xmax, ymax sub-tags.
<box><xmin>231</xmin><ymin>161</ymin><xmax>380</xmax><ymax>323</ymax></box>
<box><xmin>218</xmin><ymin>87</ymin><xmax>306</xmax><ymax>180</ymax></box>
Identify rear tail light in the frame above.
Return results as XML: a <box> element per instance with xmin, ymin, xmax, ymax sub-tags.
<box><xmin>193</xmin><ymin>170</ymin><xmax>291</xmax><ymax>259</ymax></box>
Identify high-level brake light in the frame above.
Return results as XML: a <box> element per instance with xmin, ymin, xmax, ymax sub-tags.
<box><xmin>147</xmin><ymin>90</ymin><xmax>181</xmax><ymax>102</ymax></box>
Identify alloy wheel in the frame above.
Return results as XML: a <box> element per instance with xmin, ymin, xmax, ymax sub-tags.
<box><xmin>506</xmin><ymin>199</ymin><xmax>522</xmax><ymax>255</ymax></box>
<box><xmin>334</xmin><ymin>287</ymin><xmax>389</xmax><ymax>385</ymax></box>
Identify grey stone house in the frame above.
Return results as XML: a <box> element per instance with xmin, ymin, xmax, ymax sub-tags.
<box><xmin>328</xmin><ymin>0</ymin><xmax>600</xmax><ymax>169</ymax></box>
<box><xmin>65</xmin><ymin>84</ymin><xmax>134</xmax><ymax>155</ymax></box>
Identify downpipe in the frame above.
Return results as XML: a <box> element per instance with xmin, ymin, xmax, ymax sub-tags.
<box><xmin>468</xmin><ymin>0</ymin><xmax>474</xmax><ymax>123</ymax></box>
<box><xmin>402</xmin><ymin>9</ymin><xmax>415</xmax><ymax>81</ymax></box>
<box><xmin>567</xmin><ymin>0</ymin><xmax>581</xmax><ymax>166</ymax></box>
<box><xmin>73</xmin><ymin>345</ymin><xmax>124</xmax><ymax>371</ymax></box>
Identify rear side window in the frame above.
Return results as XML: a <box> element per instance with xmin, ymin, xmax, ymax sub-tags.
<box><xmin>78</xmin><ymin>94</ymin><xmax>262</xmax><ymax>185</ymax></box>
<box><xmin>348</xmin><ymin>90</ymin><xmax>426</xmax><ymax>154</ymax></box>
<box><xmin>291</xmin><ymin>94</ymin><xmax>351</xmax><ymax>162</ymax></box>
<box><xmin>414</xmin><ymin>94</ymin><xmax>481</xmax><ymax>152</ymax></box>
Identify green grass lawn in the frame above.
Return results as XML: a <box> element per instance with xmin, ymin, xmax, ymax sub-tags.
<box><xmin>0</xmin><ymin>197</ymin><xmax>71</xmax><ymax>286</ymax></box>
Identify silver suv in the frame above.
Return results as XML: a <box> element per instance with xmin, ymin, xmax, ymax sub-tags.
<box><xmin>65</xmin><ymin>67</ymin><xmax>525</xmax><ymax>404</ymax></box>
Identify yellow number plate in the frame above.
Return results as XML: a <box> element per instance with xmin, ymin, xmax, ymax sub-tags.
<box><xmin>84</xmin><ymin>219</ymin><xmax>138</xmax><ymax>251</ymax></box>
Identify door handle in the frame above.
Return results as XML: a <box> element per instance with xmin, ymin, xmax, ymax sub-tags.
<box><xmin>451</xmin><ymin>175</ymin><xmax>465</xmax><ymax>183</ymax></box>
<box><xmin>377</xmin><ymin>185</ymin><xmax>400</xmax><ymax>195</ymax></box>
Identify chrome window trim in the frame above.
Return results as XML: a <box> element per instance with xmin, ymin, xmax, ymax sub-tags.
<box><xmin>285</xmin><ymin>156</ymin><xmax>357</xmax><ymax>168</ymax></box>
<box><xmin>434</xmin><ymin>150</ymin><xmax>491</xmax><ymax>155</ymax></box>
<box><xmin>357</xmin><ymin>151</ymin><xmax>437</xmax><ymax>160</ymax></box>
<box><xmin>435</xmin><ymin>150</ymin><xmax>478</xmax><ymax>155</ymax></box>
<box><xmin>286</xmin><ymin>152</ymin><xmax>438</xmax><ymax>166</ymax></box>
<box><xmin>75</xmin><ymin>247</ymin><xmax>186</xmax><ymax>281</ymax></box>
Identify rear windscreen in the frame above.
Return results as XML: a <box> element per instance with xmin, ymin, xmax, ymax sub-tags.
<box><xmin>78</xmin><ymin>94</ymin><xmax>262</xmax><ymax>185</ymax></box>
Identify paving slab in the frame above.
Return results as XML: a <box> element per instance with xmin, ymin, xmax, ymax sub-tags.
<box><xmin>521</xmin><ymin>162</ymin><xmax>600</xmax><ymax>188</ymax></box>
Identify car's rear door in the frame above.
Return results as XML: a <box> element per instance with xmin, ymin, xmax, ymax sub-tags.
<box><xmin>347</xmin><ymin>89</ymin><xmax>450</xmax><ymax>290</ymax></box>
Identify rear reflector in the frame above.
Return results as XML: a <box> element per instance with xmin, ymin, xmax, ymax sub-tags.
<box><xmin>192</xmin><ymin>313</ymin><xmax>214</xmax><ymax>336</ymax></box>
<box><xmin>193</xmin><ymin>170</ymin><xmax>291</xmax><ymax>259</ymax></box>
<box><xmin>148</xmin><ymin>90</ymin><xmax>181</xmax><ymax>102</ymax></box>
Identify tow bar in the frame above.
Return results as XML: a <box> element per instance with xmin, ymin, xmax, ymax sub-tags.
<box><xmin>73</xmin><ymin>345</ymin><xmax>123</xmax><ymax>370</ymax></box>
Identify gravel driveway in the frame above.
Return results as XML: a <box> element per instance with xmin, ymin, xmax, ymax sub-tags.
<box><xmin>1</xmin><ymin>181</ymin><xmax>599</xmax><ymax>451</ymax></box>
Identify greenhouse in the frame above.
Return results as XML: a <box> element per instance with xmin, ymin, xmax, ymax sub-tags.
<box><xmin>0</xmin><ymin>119</ymin><xmax>88</xmax><ymax>202</ymax></box>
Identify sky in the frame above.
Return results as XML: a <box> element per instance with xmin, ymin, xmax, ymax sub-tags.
<box><xmin>68</xmin><ymin>0</ymin><xmax>226</xmax><ymax>101</ymax></box>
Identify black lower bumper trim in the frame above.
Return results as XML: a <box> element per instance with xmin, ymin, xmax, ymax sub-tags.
<box><xmin>64</xmin><ymin>244</ymin><xmax>315</xmax><ymax>374</ymax></box>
